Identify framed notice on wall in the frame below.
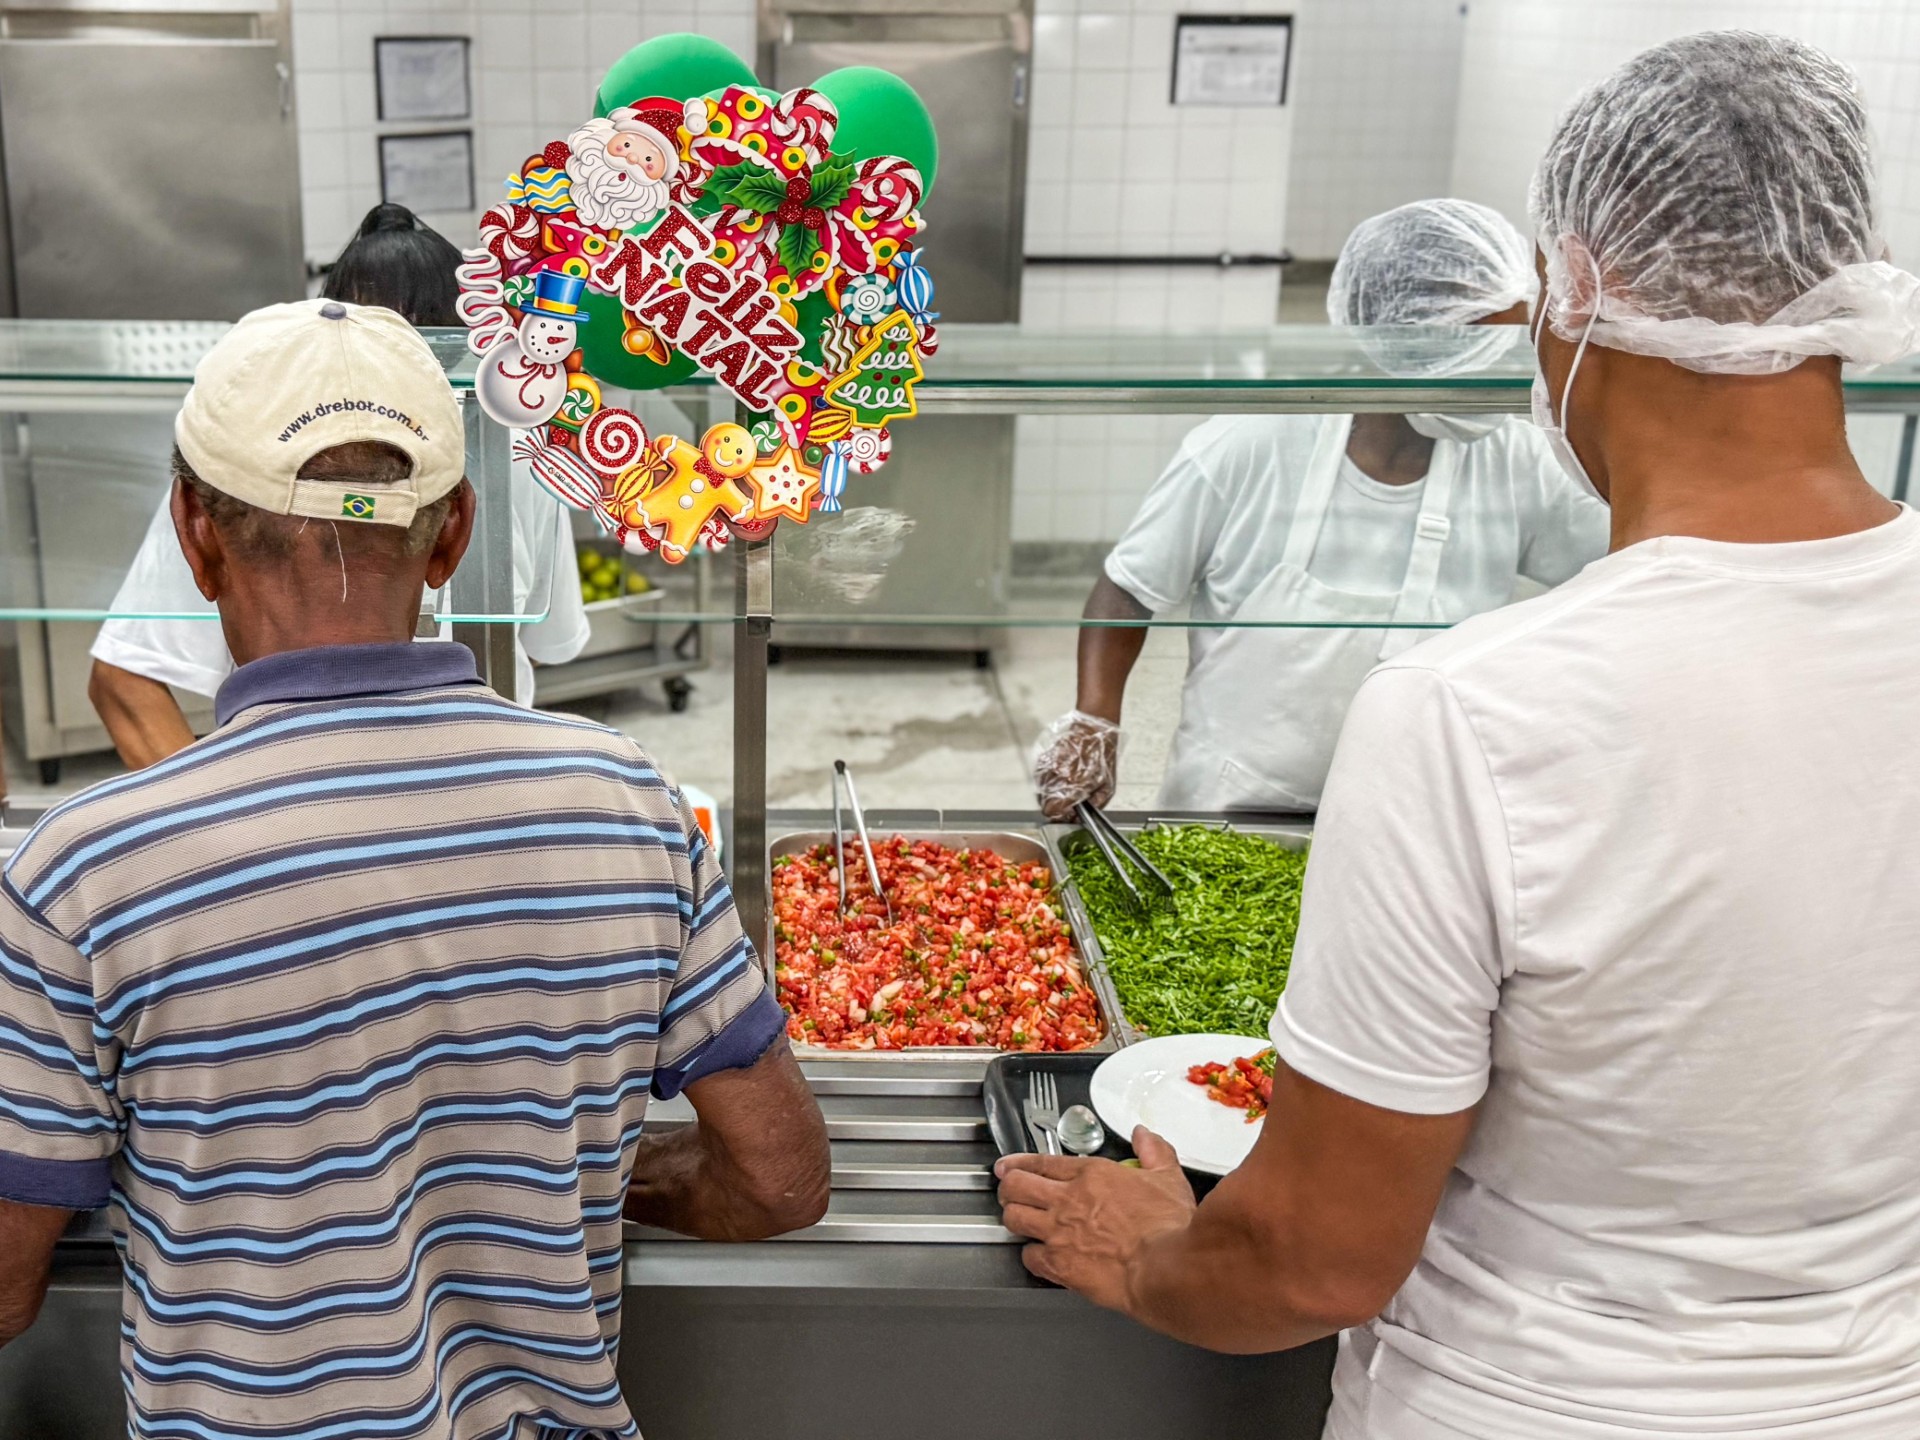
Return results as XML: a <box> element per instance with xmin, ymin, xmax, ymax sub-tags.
<box><xmin>1172</xmin><ymin>16</ymin><xmax>1293</xmax><ymax>106</ymax></box>
<box><xmin>379</xmin><ymin>130</ymin><xmax>474</xmax><ymax>214</ymax></box>
<box><xmin>375</xmin><ymin>36</ymin><xmax>472</xmax><ymax>123</ymax></box>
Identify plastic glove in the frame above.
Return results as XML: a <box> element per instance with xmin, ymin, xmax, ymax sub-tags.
<box><xmin>1032</xmin><ymin>710</ymin><xmax>1122</xmax><ymax>822</ymax></box>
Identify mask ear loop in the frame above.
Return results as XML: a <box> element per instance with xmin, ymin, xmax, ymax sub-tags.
<box><xmin>1536</xmin><ymin>249</ymin><xmax>1603</xmax><ymax>434</ymax></box>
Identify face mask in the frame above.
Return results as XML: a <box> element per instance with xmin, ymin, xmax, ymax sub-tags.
<box><xmin>1408</xmin><ymin>413</ymin><xmax>1505</xmax><ymax>445</ymax></box>
<box><xmin>1530</xmin><ymin>273</ymin><xmax>1604</xmax><ymax>502</ymax></box>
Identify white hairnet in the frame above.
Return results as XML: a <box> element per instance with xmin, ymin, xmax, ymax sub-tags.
<box><xmin>1530</xmin><ymin>30</ymin><xmax>1920</xmax><ymax>375</ymax></box>
<box><xmin>1327</xmin><ymin>199</ymin><xmax>1536</xmax><ymax>329</ymax></box>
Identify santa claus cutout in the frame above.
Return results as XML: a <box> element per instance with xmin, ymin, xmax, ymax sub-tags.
<box><xmin>561</xmin><ymin>103</ymin><xmax>684</xmax><ymax>233</ymax></box>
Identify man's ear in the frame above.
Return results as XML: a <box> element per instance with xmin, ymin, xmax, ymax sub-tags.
<box><xmin>424</xmin><ymin>478</ymin><xmax>477</xmax><ymax>592</ymax></box>
<box><xmin>170</xmin><ymin>477</ymin><xmax>225</xmax><ymax>603</ymax></box>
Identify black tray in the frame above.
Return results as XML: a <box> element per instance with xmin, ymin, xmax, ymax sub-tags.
<box><xmin>983</xmin><ymin>1053</ymin><xmax>1134</xmax><ymax>1163</ymax></box>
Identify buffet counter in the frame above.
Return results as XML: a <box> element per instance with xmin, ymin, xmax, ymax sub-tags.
<box><xmin>8</xmin><ymin>810</ymin><xmax>1335</xmax><ymax>1440</ymax></box>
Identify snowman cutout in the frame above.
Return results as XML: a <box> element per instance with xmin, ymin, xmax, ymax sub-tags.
<box><xmin>474</xmin><ymin>271</ymin><xmax>591</xmax><ymax>428</ymax></box>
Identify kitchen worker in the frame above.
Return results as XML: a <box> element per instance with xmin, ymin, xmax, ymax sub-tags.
<box><xmin>999</xmin><ymin>29</ymin><xmax>1920</xmax><ymax>1440</ymax></box>
<box><xmin>88</xmin><ymin>202</ymin><xmax>589</xmax><ymax>768</ymax></box>
<box><xmin>1032</xmin><ymin>199</ymin><xmax>1609</xmax><ymax>817</ymax></box>
<box><xmin>0</xmin><ymin>299</ymin><xmax>829</xmax><ymax>1437</ymax></box>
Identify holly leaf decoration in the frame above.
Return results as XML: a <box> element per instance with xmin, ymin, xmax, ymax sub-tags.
<box><xmin>807</xmin><ymin>153</ymin><xmax>858</xmax><ymax>211</ymax></box>
<box><xmin>693</xmin><ymin>161</ymin><xmax>786</xmax><ymax>218</ymax></box>
<box><xmin>730</xmin><ymin>167</ymin><xmax>794</xmax><ymax>214</ymax></box>
<box><xmin>777</xmin><ymin>221</ymin><xmax>823</xmax><ymax>279</ymax></box>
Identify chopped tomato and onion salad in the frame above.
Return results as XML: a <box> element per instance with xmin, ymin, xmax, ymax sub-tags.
<box><xmin>1188</xmin><ymin>1046</ymin><xmax>1277</xmax><ymax>1122</ymax></box>
<box><xmin>772</xmin><ymin>838</ymin><xmax>1104</xmax><ymax>1051</ymax></box>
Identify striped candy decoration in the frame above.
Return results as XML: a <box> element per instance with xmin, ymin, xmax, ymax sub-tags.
<box><xmin>508</xmin><ymin>164</ymin><xmax>574</xmax><ymax>212</ymax></box>
<box><xmin>894</xmin><ymin>250</ymin><xmax>938</xmax><ymax>327</ymax></box>
<box><xmin>818</xmin><ymin>441</ymin><xmax>850</xmax><ymax>513</ymax></box>
<box><xmin>512</xmin><ymin>433</ymin><xmax>607</xmax><ymax>518</ymax></box>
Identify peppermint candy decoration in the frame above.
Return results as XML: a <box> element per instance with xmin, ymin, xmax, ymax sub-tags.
<box><xmin>841</xmin><ymin>274</ymin><xmax>896</xmax><ymax>324</ymax></box>
<box><xmin>699</xmin><ymin>515</ymin><xmax>733</xmax><ymax>552</ymax></box>
<box><xmin>580</xmin><ymin>408</ymin><xmax>649</xmax><ymax>478</ymax></box>
<box><xmin>503</xmin><ymin>274</ymin><xmax>536</xmax><ymax>308</ymax></box>
<box><xmin>552</xmin><ymin>376</ymin><xmax>601</xmax><ymax>432</ymax></box>
<box><xmin>842</xmin><ymin>426</ymin><xmax>891</xmax><ymax>473</ymax></box>
<box><xmin>622</xmin><ymin>524</ymin><xmax>661</xmax><ymax>555</ymax></box>
<box><xmin>851</xmin><ymin>156</ymin><xmax>923</xmax><ymax>223</ymax></box>
<box><xmin>749</xmin><ymin>419</ymin><xmax>785</xmax><ymax>456</ymax></box>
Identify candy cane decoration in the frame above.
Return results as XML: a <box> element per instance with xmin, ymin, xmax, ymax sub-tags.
<box><xmin>456</xmin><ymin>249</ymin><xmax>514</xmax><ymax>357</ymax></box>
<box><xmin>852</xmin><ymin>157</ymin><xmax>923</xmax><ymax>223</ymax></box>
<box><xmin>579</xmin><ymin>407</ymin><xmax>650</xmax><ymax>478</ymax></box>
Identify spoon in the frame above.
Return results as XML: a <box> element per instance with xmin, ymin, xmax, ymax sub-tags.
<box><xmin>1056</xmin><ymin>1104</ymin><xmax>1107</xmax><ymax>1156</ymax></box>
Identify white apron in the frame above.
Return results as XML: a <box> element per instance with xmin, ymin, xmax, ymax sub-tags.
<box><xmin>1157</xmin><ymin>413</ymin><xmax>1460</xmax><ymax>811</ymax></box>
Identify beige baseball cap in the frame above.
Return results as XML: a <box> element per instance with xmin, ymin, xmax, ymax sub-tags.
<box><xmin>175</xmin><ymin>298</ymin><xmax>465</xmax><ymax>527</ymax></box>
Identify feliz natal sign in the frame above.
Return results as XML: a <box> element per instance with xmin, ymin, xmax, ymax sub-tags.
<box><xmin>591</xmin><ymin>206</ymin><xmax>810</xmax><ymax>411</ymax></box>
<box><xmin>457</xmin><ymin>35</ymin><xmax>938</xmax><ymax>562</ymax></box>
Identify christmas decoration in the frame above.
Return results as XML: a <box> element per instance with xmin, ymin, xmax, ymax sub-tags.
<box><xmin>459</xmin><ymin>34</ymin><xmax>938</xmax><ymax>561</ymax></box>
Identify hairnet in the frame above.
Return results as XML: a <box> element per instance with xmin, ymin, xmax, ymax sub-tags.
<box><xmin>1327</xmin><ymin>199</ymin><xmax>1536</xmax><ymax>329</ymax></box>
<box><xmin>1530</xmin><ymin>30</ymin><xmax>1920</xmax><ymax>375</ymax></box>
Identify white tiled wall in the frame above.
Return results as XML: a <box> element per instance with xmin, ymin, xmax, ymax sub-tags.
<box><xmin>1014</xmin><ymin>0</ymin><xmax>1294</xmax><ymax>542</ymax></box>
<box><xmin>1284</xmin><ymin>0</ymin><xmax>1466</xmax><ymax>260</ymax></box>
<box><xmin>292</xmin><ymin>0</ymin><xmax>756</xmax><ymax>269</ymax></box>
<box><xmin>1450</xmin><ymin>0</ymin><xmax>1920</xmax><ymax>262</ymax></box>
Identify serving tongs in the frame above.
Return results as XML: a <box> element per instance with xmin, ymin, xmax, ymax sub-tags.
<box><xmin>832</xmin><ymin>759</ymin><xmax>894</xmax><ymax>925</ymax></box>
<box><xmin>1074</xmin><ymin>800</ymin><xmax>1176</xmax><ymax>913</ymax></box>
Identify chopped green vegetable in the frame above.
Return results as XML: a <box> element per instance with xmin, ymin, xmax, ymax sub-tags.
<box><xmin>1066</xmin><ymin>825</ymin><xmax>1307</xmax><ymax>1038</ymax></box>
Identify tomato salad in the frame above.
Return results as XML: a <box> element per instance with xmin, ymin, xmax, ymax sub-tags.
<box><xmin>1188</xmin><ymin>1046</ymin><xmax>1277</xmax><ymax>1122</ymax></box>
<box><xmin>772</xmin><ymin>838</ymin><xmax>1104</xmax><ymax>1051</ymax></box>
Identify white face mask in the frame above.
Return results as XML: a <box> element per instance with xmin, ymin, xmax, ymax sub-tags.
<box><xmin>1530</xmin><ymin>274</ymin><xmax>1604</xmax><ymax>502</ymax></box>
<box><xmin>1407</xmin><ymin>413</ymin><xmax>1506</xmax><ymax>445</ymax></box>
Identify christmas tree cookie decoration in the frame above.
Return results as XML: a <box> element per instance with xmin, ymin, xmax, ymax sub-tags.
<box><xmin>824</xmin><ymin>311</ymin><xmax>922</xmax><ymax>427</ymax></box>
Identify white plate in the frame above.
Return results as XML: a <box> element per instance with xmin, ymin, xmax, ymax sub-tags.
<box><xmin>1089</xmin><ymin>1033</ymin><xmax>1271</xmax><ymax>1176</ymax></box>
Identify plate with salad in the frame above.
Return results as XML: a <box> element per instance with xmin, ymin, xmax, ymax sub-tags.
<box><xmin>1088</xmin><ymin>1033</ymin><xmax>1275</xmax><ymax>1176</ymax></box>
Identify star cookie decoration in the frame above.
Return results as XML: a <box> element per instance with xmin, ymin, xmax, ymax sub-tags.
<box><xmin>745</xmin><ymin>444</ymin><xmax>821</xmax><ymax>523</ymax></box>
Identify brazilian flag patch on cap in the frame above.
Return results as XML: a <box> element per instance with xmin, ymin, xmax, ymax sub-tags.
<box><xmin>341</xmin><ymin>493</ymin><xmax>377</xmax><ymax>520</ymax></box>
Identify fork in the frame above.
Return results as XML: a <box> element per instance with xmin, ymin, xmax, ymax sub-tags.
<box><xmin>1025</xmin><ymin>1070</ymin><xmax>1062</xmax><ymax>1155</ymax></box>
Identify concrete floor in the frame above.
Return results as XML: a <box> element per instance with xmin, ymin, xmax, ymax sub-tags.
<box><xmin>549</xmin><ymin>622</ymin><xmax>1196</xmax><ymax>814</ymax></box>
<box><xmin>2</xmin><ymin>625</ymin><xmax>1199</xmax><ymax>818</ymax></box>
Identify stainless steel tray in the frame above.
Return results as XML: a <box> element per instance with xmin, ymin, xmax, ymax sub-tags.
<box><xmin>1046</xmin><ymin>820</ymin><xmax>1312</xmax><ymax>1048</ymax></box>
<box><xmin>766</xmin><ymin>828</ymin><xmax>1118</xmax><ymax>1060</ymax></box>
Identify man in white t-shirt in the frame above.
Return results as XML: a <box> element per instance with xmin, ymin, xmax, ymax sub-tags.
<box><xmin>1032</xmin><ymin>199</ymin><xmax>1607</xmax><ymax>817</ymax></box>
<box><xmin>999</xmin><ymin>31</ymin><xmax>1920</xmax><ymax>1439</ymax></box>
<box><xmin>90</xmin><ymin>454</ymin><xmax>588</xmax><ymax>755</ymax></box>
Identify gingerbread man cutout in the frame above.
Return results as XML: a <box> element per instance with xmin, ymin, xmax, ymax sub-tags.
<box><xmin>635</xmin><ymin>423</ymin><xmax>756</xmax><ymax>561</ymax></box>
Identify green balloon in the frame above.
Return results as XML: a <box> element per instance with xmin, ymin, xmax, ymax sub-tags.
<box><xmin>596</xmin><ymin>34</ymin><xmax>756</xmax><ymax>115</ymax></box>
<box><xmin>791</xmin><ymin>288</ymin><xmax>836</xmax><ymax>368</ymax></box>
<box><xmin>574</xmin><ymin>287</ymin><xmax>698</xmax><ymax>391</ymax></box>
<box><xmin>811</xmin><ymin>67</ymin><xmax>939</xmax><ymax>197</ymax></box>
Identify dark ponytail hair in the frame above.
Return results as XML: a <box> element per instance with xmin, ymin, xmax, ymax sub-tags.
<box><xmin>322</xmin><ymin>204</ymin><xmax>462</xmax><ymax>327</ymax></box>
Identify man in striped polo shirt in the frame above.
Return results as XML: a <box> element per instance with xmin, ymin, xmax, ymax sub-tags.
<box><xmin>0</xmin><ymin>299</ymin><xmax>829</xmax><ymax>1439</ymax></box>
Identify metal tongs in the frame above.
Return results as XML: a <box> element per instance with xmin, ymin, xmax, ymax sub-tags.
<box><xmin>832</xmin><ymin>759</ymin><xmax>893</xmax><ymax>924</ymax></box>
<box><xmin>1075</xmin><ymin>800</ymin><xmax>1176</xmax><ymax>913</ymax></box>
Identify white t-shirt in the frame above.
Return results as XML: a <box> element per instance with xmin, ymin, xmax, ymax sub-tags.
<box><xmin>91</xmin><ymin>461</ymin><xmax>591</xmax><ymax>709</ymax></box>
<box><xmin>1104</xmin><ymin>415</ymin><xmax>1608</xmax><ymax>655</ymax></box>
<box><xmin>1276</xmin><ymin>507</ymin><xmax>1920</xmax><ymax>1438</ymax></box>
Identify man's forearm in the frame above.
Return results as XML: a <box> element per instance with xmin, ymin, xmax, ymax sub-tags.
<box><xmin>1123</xmin><ymin>1202</ymin><xmax>1349</xmax><ymax>1354</ymax></box>
<box><xmin>87</xmin><ymin>662</ymin><xmax>196</xmax><ymax>769</ymax></box>
<box><xmin>624</xmin><ymin>1122</ymin><xmax>824</xmax><ymax>1241</ymax></box>
<box><xmin>0</xmin><ymin>1201</ymin><xmax>73</xmax><ymax>1350</ymax></box>
<box><xmin>1077</xmin><ymin>577</ymin><xmax>1152</xmax><ymax>723</ymax></box>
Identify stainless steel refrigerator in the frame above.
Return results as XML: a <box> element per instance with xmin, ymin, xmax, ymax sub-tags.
<box><xmin>761</xmin><ymin>0</ymin><xmax>1029</xmax><ymax>656</ymax></box>
<box><xmin>0</xmin><ymin>0</ymin><xmax>304</xmax><ymax>319</ymax></box>
<box><xmin>0</xmin><ymin>1</ymin><xmax>302</xmax><ymax>781</ymax></box>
